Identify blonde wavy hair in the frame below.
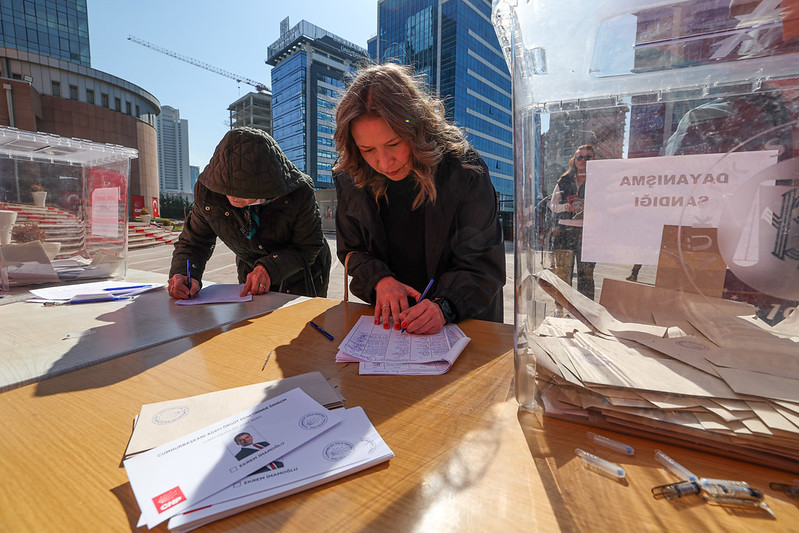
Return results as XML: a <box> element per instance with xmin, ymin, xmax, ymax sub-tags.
<box><xmin>333</xmin><ymin>62</ymin><xmax>471</xmax><ymax>209</ymax></box>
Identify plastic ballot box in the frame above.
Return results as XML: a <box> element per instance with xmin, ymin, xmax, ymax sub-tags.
<box><xmin>493</xmin><ymin>0</ymin><xmax>799</xmax><ymax>471</ymax></box>
<box><xmin>0</xmin><ymin>126</ymin><xmax>138</xmax><ymax>287</ymax></box>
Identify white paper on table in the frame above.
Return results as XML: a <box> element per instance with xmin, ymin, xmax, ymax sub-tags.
<box><xmin>166</xmin><ymin>406</ymin><xmax>394</xmax><ymax>532</ymax></box>
<box><xmin>28</xmin><ymin>280</ymin><xmax>164</xmax><ymax>301</ymax></box>
<box><xmin>124</xmin><ymin>388</ymin><xmax>342</xmax><ymax>528</ymax></box>
<box><xmin>174</xmin><ymin>283</ymin><xmax>252</xmax><ymax>305</ymax></box>
<box><xmin>335</xmin><ymin>315</ymin><xmax>470</xmax><ymax>374</ymax></box>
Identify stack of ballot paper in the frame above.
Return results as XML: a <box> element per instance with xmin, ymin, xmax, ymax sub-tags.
<box><xmin>124</xmin><ymin>372</ymin><xmax>345</xmax><ymax>459</ymax></box>
<box><xmin>530</xmin><ymin>269</ymin><xmax>799</xmax><ymax>470</ymax></box>
<box><xmin>122</xmin><ymin>374</ymin><xmax>393</xmax><ymax>530</ymax></box>
<box><xmin>335</xmin><ymin>315</ymin><xmax>471</xmax><ymax>375</ymax></box>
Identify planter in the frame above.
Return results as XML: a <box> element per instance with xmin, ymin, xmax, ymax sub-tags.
<box><xmin>42</xmin><ymin>241</ymin><xmax>61</xmax><ymax>261</ymax></box>
<box><xmin>140</xmin><ymin>214</ymin><xmax>151</xmax><ymax>225</ymax></box>
<box><xmin>0</xmin><ymin>210</ymin><xmax>17</xmax><ymax>245</ymax></box>
<box><xmin>32</xmin><ymin>191</ymin><xmax>47</xmax><ymax>208</ymax></box>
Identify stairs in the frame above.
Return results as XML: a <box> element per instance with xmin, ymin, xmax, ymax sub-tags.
<box><xmin>1</xmin><ymin>203</ymin><xmax>179</xmax><ymax>256</ymax></box>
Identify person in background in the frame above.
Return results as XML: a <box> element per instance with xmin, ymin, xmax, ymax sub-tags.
<box><xmin>334</xmin><ymin>63</ymin><xmax>505</xmax><ymax>335</ymax></box>
<box><xmin>168</xmin><ymin>127</ymin><xmax>330</xmax><ymax>299</ymax></box>
<box><xmin>549</xmin><ymin>144</ymin><xmax>596</xmax><ymax>300</ymax></box>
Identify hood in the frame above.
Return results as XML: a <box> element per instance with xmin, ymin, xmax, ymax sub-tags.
<box><xmin>198</xmin><ymin>127</ymin><xmax>312</xmax><ymax>199</ymax></box>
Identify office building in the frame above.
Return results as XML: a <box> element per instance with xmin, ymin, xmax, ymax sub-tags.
<box><xmin>267</xmin><ymin>17</ymin><xmax>369</xmax><ymax>188</ymax></box>
<box><xmin>0</xmin><ymin>0</ymin><xmax>160</xmax><ymax>210</ymax></box>
<box><xmin>374</xmin><ymin>0</ymin><xmax>514</xmax><ymax>209</ymax></box>
<box><xmin>190</xmin><ymin>165</ymin><xmax>200</xmax><ymax>191</ymax></box>
<box><xmin>153</xmin><ymin>105</ymin><xmax>191</xmax><ymax>195</ymax></box>
<box><xmin>228</xmin><ymin>91</ymin><xmax>272</xmax><ymax>136</ymax></box>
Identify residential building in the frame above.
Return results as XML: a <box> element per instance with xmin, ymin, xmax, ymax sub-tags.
<box><xmin>374</xmin><ymin>0</ymin><xmax>514</xmax><ymax>213</ymax></box>
<box><xmin>153</xmin><ymin>105</ymin><xmax>191</xmax><ymax>195</ymax></box>
<box><xmin>267</xmin><ymin>17</ymin><xmax>369</xmax><ymax>188</ymax></box>
<box><xmin>228</xmin><ymin>91</ymin><xmax>272</xmax><ymax>136</ymax></box>
<box><xmin>0</xmin><ymin>0</ymin><xmax>160</xmax><ymax>210</ymax></box>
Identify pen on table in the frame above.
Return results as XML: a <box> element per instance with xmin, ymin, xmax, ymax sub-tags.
<box><xmin>654</xmin><ymin>449</ymin><xmax>698</xmax><ymax>482</ymax></box>
<box><xmin>44</xmin><ymin>296</ymin><xmax>132</xmax><ymax>306</ymax></box>
<box><xmin>186</xmin><ymin>259</ymin><xmax>192</xmax><ymax>299</ymax></box>
<box><xmin>575</xmin><ymin>448</ymin><xmax>626</xmax><ymax>479</ymax></box>
<box><xmin>401</xmin><ymin>278</ymin><xmax>434</xmax><ymax>333</ymax></box>
<box><xmin>309</xmin><ymin>321</ymin><xmax>334</xmax><ymax>341</ymax></box>
<box><xmin>102</xmin><ymin>284</ymin><xmax>151</xmax><ymax>292</ymax></box>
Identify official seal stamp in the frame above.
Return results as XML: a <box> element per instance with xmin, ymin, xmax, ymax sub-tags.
<box><xmin>324</xmin><ymin>441</ymin><xmax>354</xmax><ymax>461</ymax></box>
<box><xmin>152</xmin><ymin>406</ymin><xmax>189</xmax><ymax>425</ymax></box>
<box><xmin>299</xmin><ymin>412</ymin><xmax>328</xmax><ymax>429</ymax></box>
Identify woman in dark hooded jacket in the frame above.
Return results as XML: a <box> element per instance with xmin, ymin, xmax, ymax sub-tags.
<box><xmin>168</xmin><ymin>127</ymin><xmax>330</xmax><ymax>299</ymax></box>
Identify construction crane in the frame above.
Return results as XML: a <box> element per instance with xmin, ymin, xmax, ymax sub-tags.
<box><xmin>127</xmin><ymin>35</ymin><xmax>270</xmax><ymax>93</ymax></box>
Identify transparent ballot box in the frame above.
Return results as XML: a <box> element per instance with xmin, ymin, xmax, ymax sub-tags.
<box><xmin>0</xmin><ymin>127</ymin><xmax>138</xmax><ymax>287</ymax></box>
<box><xmin>493</xmin><ymin>0</ymin><xmax>799</xmax><ymax>471</ymax></box>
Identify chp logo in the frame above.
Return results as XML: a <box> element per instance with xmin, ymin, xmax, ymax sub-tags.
<box><xmin>324</xmin><ymin>441</ymin><xmax>354</xmax><ymax>461</ymax></box>
<box><xmin>152</xmin><ymin>406</ymin><xmax>189</xmax><ymax>425</ymax></box>
<box><xmin>299</xmin><ymin>412</ymin><xmax>328</xmax><ymax>430</ymax></box>
<box><xmin>152</xmin><ymin>486</ymin><xmax>186</xmax><ymax>513</ymax></box>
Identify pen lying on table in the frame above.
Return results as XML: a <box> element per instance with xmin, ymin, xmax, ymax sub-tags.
<box><xmin>44</xmin><ymin>296</ymin><xmax>133</xmax><ymax>306</ymax></box>
<box><xmin>309</xmin><ymin>321</ymin><xmax>334</xmax><ymax>341</ymax></box>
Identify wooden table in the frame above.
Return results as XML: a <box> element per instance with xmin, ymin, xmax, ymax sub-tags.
<box><xmin>1</xmin><ymin>298</ymin><xmax>797</xmax><ymax>532</ymax></box>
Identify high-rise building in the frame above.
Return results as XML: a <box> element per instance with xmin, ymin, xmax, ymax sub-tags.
<box><xmin>152</xmin><ymin>105</ymin><xmax>191</xmax><ymax>195</ymax></box>
<box><xmin>374</xmin><ymin>0</ymin><xmax>513</xmax><ymax>209</ymax></box>
<box><xmin>0</xmin><ymin>0</ymin><xmax>160</xmax><ymax>211</ymax></box>
<box><xmin>190</xmin><ymin>165</ymin><xmax>200</xmax><ymax>191</ymax></box>
<box><xmin>228</xmin><ymin>91</ymin><xmax>273</xmax><ymax>136</ymax></box>
<box><xmin>267</xmin><ymin>17</ymin><xmax>369</xmax><ymax>189</ymax></box>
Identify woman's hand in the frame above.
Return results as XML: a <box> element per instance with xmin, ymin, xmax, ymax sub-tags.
<box><xmin>399</xmin><ymin>299</ymin><xmax>446</xmax><ymax>335</ymax></box>
<box><xmin>374</xmin><ymin>276</ymin><xmax>421</xmax><ymax>330</ymax></box>
<box><xmin>168</xmin><ymin>273</ymin><xmax>199</xmax><ymax>300</ymax></box>
<box><xmin>242</xmin><ymin>265</ymin><xmax>271</xmax><ymax>296</ymax></box>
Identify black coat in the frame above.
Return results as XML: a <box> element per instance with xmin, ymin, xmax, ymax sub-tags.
<box><xmin>334</xmin><ymin>149</ymin><xmax>505</xmax><ymax>323</ymax></box>
<box><xmin>170</xmin><ymin>128</ymin><xmax>330</xmax><ymax>297</ymax></box>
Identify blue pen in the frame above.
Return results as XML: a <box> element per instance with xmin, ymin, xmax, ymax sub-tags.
<box><xmin>309</xmin><ymin>321</ymin><xmax>334</xmax><ymax>341</ymax></box>
<box><xmin>402</xmin><ymin>278</ymin><xmax>434</xmax><ymax>333</ymax></box>
<box><xmin>102</xmin><ymin>284</ymin><xmax>151</xmax><ymax>292</ymax></box>
<box><xmin>44</xmin><ymin>296</ymin><xmax>133</xmax><ymax>306</ymax></box>
<box><xmin>186</xmin><ymin>259</ymin><xmax>192</xmax><ymax>299</ymax></box>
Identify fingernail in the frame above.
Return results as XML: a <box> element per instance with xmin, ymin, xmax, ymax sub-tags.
<box><xmin>383</xmin><ymin>322</ymin><xmax>389</xmax><ymax>329</ymax></box>
<box><xmin>374</xmin><ymin>318</ymin><xmax>379</xmax><ymax>325</ymax></box>
<box><xmin>394</xmin><ymin>323</ymin><xmax>400</xmax><ymax>330</ymax></box>
<box><xmin>401</xmin><ymin>321</ymin><xmax>407</xmax><ymax>329</ymax></box>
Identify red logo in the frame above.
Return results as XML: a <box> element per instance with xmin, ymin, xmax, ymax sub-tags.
<box><xmin>152</xmin><ymin>486</ymin><xmax>186</xmax><ymax>513</ymax></box>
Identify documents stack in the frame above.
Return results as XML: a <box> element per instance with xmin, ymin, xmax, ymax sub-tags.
<box><xmin>122</xmin><ymin>373</ymin><xmax>393</xmax><ymax>530</ymax></box>
<box><xmin>335</xmin><ymin>315</ymin><xmax>471</xmax><ymax>375</ymax></box>
<box><xmin>531</xmin><ymin>270</ymin><xmax>799</xmax><ymax>472</ymax></box>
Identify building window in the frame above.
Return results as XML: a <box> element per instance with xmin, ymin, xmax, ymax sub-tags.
<box><xmin>101</xmin><ymin>93</ymin><xmax>109</xmax><ymax>108</ymax></box>
<box><xmin>86</xmin><ymin>89</ymin><xmax>95</xmax><ymax>105</ymax></box>
<box><xmin>69</xmin><ymin>85</ymin><xmax>78</xmax><ymax>100</ymax></box>
<box><xmin>51</xmin><ymin>81</ymin><xmax>61</xmax><ymax>97</ymax></box>
<box><xmin>135</xmin><ymin>105</ymin><xmax>140</xmax><ymax>117</ymax></box>
<box><xmin>125</xmin><ymin>101</ymin><xmax>132</xmax><ymax>115</ymax></box>
<box><xmin>114</xmin><ymin>97</ymin><xmax>121</xmax><ymax>112</ymax></box>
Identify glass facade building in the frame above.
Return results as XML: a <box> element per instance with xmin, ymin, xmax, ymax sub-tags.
<box><xmin>267</xmin><ymin>19</ymin><xmax>369</xmax><ymax>188</ymax></box>
<box><xmin>376</xmin><ymin>0</ymin><xmax>513</xmax><ymax>207</ymax></box>
<box><xmin>0</xmin><ymin>0</ymin><xmax>90</xmax><ymax>66</ymax></box>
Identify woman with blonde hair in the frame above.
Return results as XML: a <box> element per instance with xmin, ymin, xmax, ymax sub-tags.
<box><xmin>334</xmin><ymin>62</ymin><xmax>505</xmax><ymax>334</ymax></box>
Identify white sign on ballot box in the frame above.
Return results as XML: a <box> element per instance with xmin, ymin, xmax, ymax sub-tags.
<box><xmin>581</xmin><ymin>151</ymin><xmax>778</xmax><ymax>264</ymax></box>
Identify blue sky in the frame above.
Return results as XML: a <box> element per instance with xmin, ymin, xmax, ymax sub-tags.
<box><xmin>87</xmin><ymin>0</ymin><xmax>378</xmax><ymax>170</ymax></box>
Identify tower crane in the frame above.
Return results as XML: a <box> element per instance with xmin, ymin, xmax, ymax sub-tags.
<box><xmin>127</xmin><ymin>35</ymin><xmax>271</xmax><ymax>93</ymax></box>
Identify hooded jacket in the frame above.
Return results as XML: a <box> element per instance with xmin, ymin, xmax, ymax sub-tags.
<box><xmin>334</xmin><ymin>148</ymin><xmax>505</xmax><ymax>323</ymax></box>
<box><xmin>170</xmin><ymin>128</ymin><xmax>330</xmax><ymax>297</ymax></box>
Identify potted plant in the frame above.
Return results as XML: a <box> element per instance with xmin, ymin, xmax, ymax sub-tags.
<box><xmin>139</xmin><ymin>207</ymin><xmax>152</xmax><ymax>225</ymax></box>
<box><xmin>10</xmin><ymin>222</ymin><xmax>60</xmax><ymax>260</ymax></box>
<box><xmin>31</xmin><ymin>184</ymin><xmax>47</xmax><ymax>207</ymax></box>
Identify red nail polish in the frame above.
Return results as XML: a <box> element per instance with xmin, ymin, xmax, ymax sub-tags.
<box><xmin>374</xmin><ymin>318</ymin><xmax>379</xmax><ymax>325</ymax></box>
<box><xmin>383</xmin><ymin>322</ymin><xmax>389</xmax><ymax>329</ymax></box>
<box><xmin>394</xmin><ymin>323</ymin><xmax>400</xmax><ymax>330</ymax></box>
<box><xmin>401</xmin><ymin>321</ymin><xmax>407</xmax><ymax>329</ymax></box>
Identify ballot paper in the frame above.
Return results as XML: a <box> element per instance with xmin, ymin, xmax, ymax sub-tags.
<box><xmin>124</xmin><ymin>388</ymin><xmax>342</xmax><ymax>529</ymax></box>
<box><xmin>335</xmin><ymin>315</ymin><xmax>471</xmax><ymax>375</ymax></box>
<box><xmin>28</xmin><ymin>280</ymin><xmax>164</xmax><ymax>302</ymax></box>
<box><xmin>532</xmin><ymin>269</ymin><xmax>799</xmax><ymax>468</ymax></box>
<box><xmin>167</xmin><ymin>407</ymin><xmax>394</xmax><ymax>532</ymax></box>
<box><xmin>124</xmin><ymin>372</ymin><xmax>346</xmax><ymax>459</ymax></box>
<box><xmin>174</xmin><ymin>283</ymin><xmax>251</xmax><ymax>305</ymax></box>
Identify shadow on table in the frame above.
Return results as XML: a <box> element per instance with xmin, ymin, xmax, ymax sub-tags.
<box><xmin>34</xmin><ymin>289</ymin><xmax>299</xmax><ymax>397</ymax></box>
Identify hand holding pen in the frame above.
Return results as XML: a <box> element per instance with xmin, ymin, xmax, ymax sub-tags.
<box><xmin>399</xmin><ymin>279</ymin><xmax>444</xmax><ymax>335</ymax></box>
